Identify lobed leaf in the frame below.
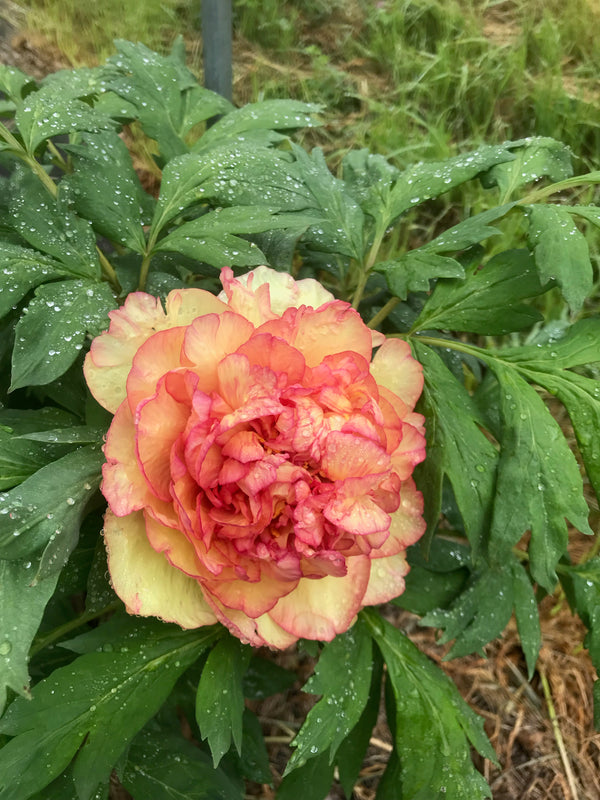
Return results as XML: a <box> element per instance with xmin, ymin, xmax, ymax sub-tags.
<box><xmin>120</xmin><ymin>724</ymin><xmax>244</xmax><ymax>800</ymax></box>
<box><xmin>488</xmin><ymin>364</ymin><xmax>592</xmax><ymax>590</ymax></box>
<box><xmin>285</xmin><ymin>618</ymin><xmax>373</xmax><ymax>773</ymax></box>
<box><xmin>375</xmin><ymin>252</ymin><xmax>464</xmax><ymax>301</ymax></box>
<box><xmin>197</xmin><ymin>100</ymin><xmax>321</xmax><ymax>151</ymax></box>
<box><xmin>9</xmin><ymin>171</ymin><xmax>101</xmax><ymax>279</ymax></box>
<box><xmin>195</xmin><ymin>635</ymin><xmax>252</xmax><ymax>766</ymax></box>
<box><xmin>414</xmin><ymin>249</ymin><xmax>546</xmax><ymax>335</ymax></box>
<box><xmin>0</xmin><ymin>445</ymin><xmax>103</xmax><ymax>580</ymax></box>
<box><xmin>412</xmin><ymin>342</ymin><xmax>498</xmax><ymax>556</ymax></box>
<box><xmin>64</xmin><ymin>130</ymin><xmax>149</xmax><ymax>252</ymax></box>
<box><xmin>481</xmin><ymin>137</ymin><xmax>573</xmax><ymax>199</ymax></box>
<box><xmin>11</xmin><ymin>279</ymin><xmax>116</xmax><ymax>390</ymax></box>
<box><xmin>527</xmin><ymin>204</ymin><xmax>593</xmax><ymax>313</ymax></box>
<box><xmin>15</xmin><ymin>84</ymin><xmax>113</xmax><ymax>155</ymax></box>
<box><xmin>0</xmin><ymin>619</ymin><xmax>219</xmax><ymax>800</ymax></box>
<box><xmin>106</xmin><ymin>40</ymin><xmax>232</xmax><ymax>161</ymax></box>
<box><xmin>0</xmin><ymin>559</ymin><xmax>59</xmax><ymax>714</ymax></box>
<box><xmin>364</xmin><ymin>610</ymin><xmax>496</xmax><ymax>800</ymax></box>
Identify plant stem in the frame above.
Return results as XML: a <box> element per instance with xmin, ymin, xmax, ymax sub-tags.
<box><xmin>29</xmin><ymin>599</ymin><xmax>122</xmax><ymax>657</ymax></box>
<box><xmin>520</xmin><ymin>171</ymin><xmax>600</xmax><ymax>205</ymax></box>
<box><xmin>352</xmin><ymin>225</ymin><xmax>386</xmax><ymax>310</ymax></box>
<box><xmin>367</xmin><ymin>296</ymin><xmax>400</xmax><ymax>329</ymax></box>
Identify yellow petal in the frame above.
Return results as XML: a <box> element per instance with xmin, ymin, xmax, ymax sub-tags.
<box><xmin>104</xmin><ymin>509</ymin><xmax>217</xmax><ymax>629</ymax></box>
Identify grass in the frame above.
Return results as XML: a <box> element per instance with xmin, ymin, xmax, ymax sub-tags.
<box><xmin>16</xmin><ymin>0</ymin><xmax>600</xmax><ymax>167</ymax></box>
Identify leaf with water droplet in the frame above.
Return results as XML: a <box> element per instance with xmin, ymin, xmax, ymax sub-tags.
<box><xmin>15</xmin><ymin>81</ymin><xmax>114</xmax><ymax>155</ymax></box>
<box><xmin>412</xmin><ymin>342</ymin><xmax>498</xmax><ymax>556</ymax></box>
<box><xmin>105</xmin><ymin>39</ymin><xmax>232</xmax><ymax>162</ymax></box>
<box><xmin>197</xmin><ymin>99</ymin><xmax>321</xmax><ymax>153</ymax></box>
<box><xmin>285</xmin><ymin>617</ymin><xmax>372</xmax><ymax>775</ymax></box>
<box><xmin>0</xmin><ymin>407</ymin><xmax>77</xmax><ymax>490</ymax></box>
<box><xmin>488</xmin><ymin>364</ymin><xmax>592</xmax><ymax>590</ymax></box>
<box><xmin>9</xmin><ymin>170</ymin><xmax>101</xmax><ymax>279</ymax></box>
<box><xmin>481</xmin><ymin>136</ymin><xmax>573</xmax><ymax>200</ymax></box>
<box><xmin>0</xmin><ymin>617</ymin><xmax>219</xmax><ymax>800</ymax></box>
<box><xmin>62</xmin><ymin>130</ymin><xmax>150</xmax><ymax>253</ymax></box>
<box><xmin>414</xmin><ymin>249</ymin><xmax>546</xmax><ymax>335</ymax></box>
<box><xmin>0</xmin><ymin>557</ymin><xmax>59</xmax><ymax>714</ymax></box>
<box><xmin>120</xmin><ymin>723</ymin><xmax>244</xmax><ymax>800</ymax></box>
<box><xmin>527</xmin><ymin>204</ymin><xmax>593</xmax><ymax>313</ymax></box>
<box><xmin>195</xmin><ymin>634</ymin><xmax>251</xmax><ymax>766</ymax></box>
<box><xmin>10</xmin><ymin>279</ymin><xmax>116</xmax><ymax>391</ymax></box>
<box><xmin>364</xmin><ymin>609</ymin><xmax>496</xmax><ymax>800</ymax></box>
<box><xmin>0</xmin><ymin>445</ymin><xmax>103</xmax><ymax>580</ymax></box>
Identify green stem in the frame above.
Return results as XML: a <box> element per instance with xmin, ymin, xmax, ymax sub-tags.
<box><xmin>519</xmin><ymin>171</ymin><xmax>600</xmax><ymax>205</ymax></box>
<box><xmin>367</xmin><ymin>296</ymin><xmax>400</xmax><ymax>329</ymax></box>
<box><xmin>97</xmin><ymin>249</ymin><xmax>122</xmax><ymax>294</ymax></box>
<box><xmin>411</xmin><ymin>334</ymin><xmax>491</xmax><ymax>362</ymax></box>
<box><xmin>30</xmin><ymin>599</ymin><xmax>122</xmax><ymax>657</ymax></box>
<box><xmin>138</xmin><ymin>253</ymin><xmax>152</xmax><ymax>291</ymax></box>
<box><xmin>352</xmin><ymin>225</ymin><xmax>387</xmax><ymax>310</ymax></box>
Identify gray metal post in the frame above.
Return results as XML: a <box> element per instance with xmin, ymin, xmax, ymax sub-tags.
<box><xmin>201</xmin><ymin>0</ymin><xmax>233</xmax><ymax>102</ymax></box>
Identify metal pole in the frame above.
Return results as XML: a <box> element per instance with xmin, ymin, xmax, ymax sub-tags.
<box><xmin>201</xmin><ymin>0</ymin><xmax>233</xmax><ymax>102</ymax></box>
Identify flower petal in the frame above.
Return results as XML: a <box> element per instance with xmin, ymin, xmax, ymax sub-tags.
<box><xmin>269</xmin><ymin>556</ymin><xmax>370</xmax><ymax>640</ymax></box>
<box><xmin>104</xmin><ymin>509</ymin><xmax>217</xmax><ymax>628</ymax></box>
<box><xmin>361</xmin><ymin>551</ymin><xmax>410</xmax><ymax>606</ymax></box>
<box><xmin>370</xmin><ymin>338</ymin><xmax>424</xmax><ymax>411</ymax></box>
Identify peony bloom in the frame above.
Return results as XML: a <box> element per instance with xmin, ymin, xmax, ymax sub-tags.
<box><xmin>84</xmin><ymin>267</ymin><xmax>426</xmax><ymax>648</ymax></box>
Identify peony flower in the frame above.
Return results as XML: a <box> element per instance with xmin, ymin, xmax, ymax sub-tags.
<box><xmin>84</xmin><ymin>267</ymin><xmax>426</xmax><ymax>648</ymax></box>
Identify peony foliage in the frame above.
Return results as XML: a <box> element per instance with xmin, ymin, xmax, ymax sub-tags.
<box><xmin>0</xmin><ymin>40</ymin><xmax>598</xmax><ymax>799</ymax></box>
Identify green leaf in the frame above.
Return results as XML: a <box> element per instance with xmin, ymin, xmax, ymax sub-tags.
<box><xmin>423</xmin><ymin>203</ymin><xmax>516</xmax><ymax>253</ymax></box>
<box><xmin>387</xmin><ymin>142</ymin><xmax>517</xmax><ymax>222</ymax></box>
<box><xmin>155</xmin><ymin>207</ymin><xmax>318</xmax><ymax>268</ymax></box>
<box><xmin>0</xmin><ymin>446</ymin><xmax>103</xmax><ymax>579</ymax></box>
<box><xmin>375</xmin><ymin>252</ymin><xmax>464</xmax><ymax>301</ymax></box>
<box><xmin>9</xmin><ymin>171</ymin><xmax>101</xmax><ymax>278</ymax></box>
<box><xmin>560</xmin><ymin>557</ymin><xmax>600</xmax><ymax>726</ymax></box>
<box><xmin>197</xmin><ymin>100</ymin><xmax>320</xmax><ymax>151</ymax></box>
<box><xmin>286</xmin><ymin>618</ymin><xmax>372</xmax><ymax>773</ymax></box>
<box><xmin>421</xmin><ymin>565</ymin><xmax>514</xmax><ymax>658</ymax></box>
<box><xmin>107</xmin><ymin>40</ymin><xmax>232</xmax><ymax>161</ymax></box>
<box><xmin>364</xmin><ymin>609</ymin><xmax>495</xmax><ymax>800</ymax></box>
<box><xmin>195</xmin><ymin>635</ymin><xmax>252</xmax><ymax>766</ymax></box>
<box><xmin>0</xmin><ymin>243</ymin><xmax>66</xmax><ymax>320</ymax></box>
<box><xmin>120</xmin><ymin>724</ymin><xmax>244</xmax><ymax>800</ymax></box>
<box><xmin>414</xmin><ymin>249</ymin><xmax>546</xmax><ymax>334</ymax></box>
<box><xmin>495</xmin><ymin>320</ymin><xmax>600</xmax><ymax>501</ymax></box>
<box><xmin>0</xmin><ymin>65</ymin><xmax>36</xmax><ymax>104</ymax></box>
<box><xmin>412</xmin><ymin>342</ymin><xmax>498</xmax><ymax>555</ymax></box>
<box><xmin>0</xmin><ymin>560</ymin><xmax>59</xmax><ymax>713</ymax></box>
<box><xmin>488</xmin><ymin>364</ymin><xmax>592</xmax><ymax>590</ymax></box>
<box><xmin>375</xmin><ymin>749</ymin><xmax>403</xmax><ymax>800</ymax></box>
<box><xmin>0</xmin><ymin>407</ymin><xmax>77</xmax><ymax>489</ymax></box>
<box><xmin>335</xmin><ymin>650</ymin><xmax>382</xmax><ymax>797</ymax></box>
<box><xmin>11</xmin><ymin>279</ymin><xmax>116</xmax><ymax>390</ymax></box>
<box><xmin>64</xmin><ymin>130</ymin><xmax>148</xmax><ymax>252</ymax></box>
<box><xmin>276</xmin><ymin>749</ymin><xmax>334</xmax><ymax>800</ymax></box>
<box><xmin>238</xmin><ymin>709</ymin><xmax>271</xmax><ymax>785</ymax></box>
<box><xmin>0</xmin><ymin>619</ymin><xmax>219</xmax><ymax>800</ymax></box>
<box><xmin>527</xmin><ymin>204</ymin><xmax>593</xmax><ymax>312</ymax></box>
<box><xmin>15</xmin><ymin>83</ymin><xmax>113</xmax><ymax>155</ymax></box>
<box><xmin>288</xmin><ymin>144</ymin><xmax>366</xmax><ymax>261</ymax></box>
<box><xmin>242</xmin><ymin>656</ymin><xmax>296</xmax><ymax>700</ymax></box>
<box><xmin>341</xmin><ymin>147</ymin><xmax>400</xmax><ymax>219</ymax></box>
<box><xmin>481</xmin><ymin>137</ymin><xmax>573</xmax><ymax>200</ymax></box>
<box><xmin>511</xmin><ymin>560</ymin><xmax>541</xmax><ymax>679</ymax></box>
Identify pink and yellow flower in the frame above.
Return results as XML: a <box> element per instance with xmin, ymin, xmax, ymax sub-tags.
<box><xmin>84</xmin><ymin>267</ymin><xmax>426</xmax><ymax>648</ymax></box>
